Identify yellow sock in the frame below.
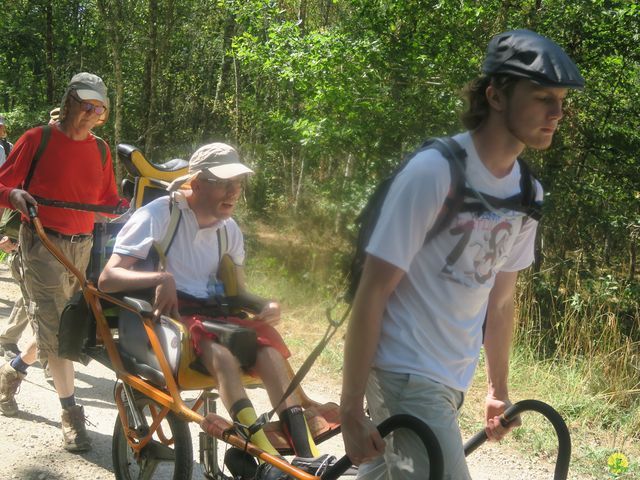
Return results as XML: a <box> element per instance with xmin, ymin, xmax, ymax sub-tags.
<box><xmin>235</xmin><ymin>405</ymin><xmax>279</xmax><ymax>456</ymax></box>
<box><xmin>301</xmin><ymin>415</ymin><xmax>320</xmax><ymax>457</ymax></box>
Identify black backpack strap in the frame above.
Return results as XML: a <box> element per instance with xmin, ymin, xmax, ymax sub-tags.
<box><xmin>516</xmin><ymin>157</ymin><xmax>543</xmax><ymax>221</ymax></box>
<box><xmin>423</xmin><ymin>137</ymin><xmax>467</xmax><ymax>244</ymax></box>
<box><xmin>94</xmin><ymin>135</ymin><xmax>108</xmax><ymax>167</ymax></box>
<box><xmin>23</xmin><ymin>125</ymin><xmax>52</xmax><ymax>190</ymax></box>
<box><xmin>455</xmin><ymin>156</ymin><xmax>542</xmax><ymax>222</ymax></box>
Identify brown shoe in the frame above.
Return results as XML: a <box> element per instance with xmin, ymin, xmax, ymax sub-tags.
<box><xmin>0</xmin><ymin>362</ymin><xmax>26</xmax><ymax>416</ymax></box>
<box><xmin>61</xmin><ymin>405</ymin><xmax>92</xmax><ymax>452</ymax></box>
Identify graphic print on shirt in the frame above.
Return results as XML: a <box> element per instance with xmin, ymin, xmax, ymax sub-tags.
<box><xmin>440</xmin><ymin>211</ymin><xmax>519</xmax><ymax>287</ymax></box>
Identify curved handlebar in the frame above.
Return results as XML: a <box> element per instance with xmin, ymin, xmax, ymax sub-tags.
<box><xmin>28</xmin><ymin>204</ymin><xmax>37</xmax><ymax>219</ymax></box>
<box><xmin>463</xmin><ymin>399</ymin><xmax>571</xmax><ymax>480</ymax></box>
<box><xmin>322</xmin><ymin>414</ymin><xmax>444</xmax><ymax>480</ymax></box>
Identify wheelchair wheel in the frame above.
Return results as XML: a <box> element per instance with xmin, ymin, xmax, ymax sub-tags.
<box><xmin>112</xmin><ymin>394</ymin><xmax>193</xmax><ymax>480</ymax></box>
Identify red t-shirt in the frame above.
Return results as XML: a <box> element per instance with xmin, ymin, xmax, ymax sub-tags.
<box><xmin>0</xmin><ymin>126</ymin><xmax>121</xmax><ymax>235</ymax></box>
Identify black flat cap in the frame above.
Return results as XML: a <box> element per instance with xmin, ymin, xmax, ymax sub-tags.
<box><xmin>482</xmin><ymin>29</ymin><xmax>585</xmax><ymax>89</ymax></box>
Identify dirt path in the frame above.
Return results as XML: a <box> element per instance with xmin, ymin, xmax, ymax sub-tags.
<box><xmin>0</xmin><ymin>263</ymin><xmax>590</xmax><ymax>479</ymax></box>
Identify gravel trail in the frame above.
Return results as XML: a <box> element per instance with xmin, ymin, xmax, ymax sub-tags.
<box><xmin>0</xmin><ymin>263</ymin><xmax>592</xmax><ymax>479</ymax></box>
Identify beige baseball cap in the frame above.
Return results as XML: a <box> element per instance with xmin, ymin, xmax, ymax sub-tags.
<box><xmin>167</xmin><ymin>143</ymin><xmax>254</xmax><ymax>192</ymax></box>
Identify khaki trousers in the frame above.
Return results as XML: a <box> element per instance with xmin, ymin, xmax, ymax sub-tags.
<box><xmin>19</xmin><ymin>225</ymin><xmax>92</xmax><ymax>361</ymax></box>
<box><xmin>357</xmin><ymin>369</ymin><xmax>472</xmax><ymax>480</ymax></box>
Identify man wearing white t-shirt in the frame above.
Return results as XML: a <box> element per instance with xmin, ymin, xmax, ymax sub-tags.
<box><xmin>99</xmin><ymin>143</ymin><xmax>324</xmax><ymax>479</ymax></box>
<box><xmin>340</xmin><ymin>30</ymin><xmax>585</xmax><ymax>479</ymax></box>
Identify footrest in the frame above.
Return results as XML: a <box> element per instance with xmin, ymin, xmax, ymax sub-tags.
<box><xmin>264</xmin><ymin>402</ymin><xmax>341</xmax><ymax>455</ymax></box>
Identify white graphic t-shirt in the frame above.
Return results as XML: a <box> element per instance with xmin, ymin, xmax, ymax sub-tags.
<box><xmin>366</xmin><ymin>131</ymin><xmax>542</xmax><ymax>391</ymax></box>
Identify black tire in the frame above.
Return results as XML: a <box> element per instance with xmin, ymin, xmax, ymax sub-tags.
<box><xmin>112</xmin><ymin>394</ymin><xmax>193</xmax><ymax>480</ymax></box>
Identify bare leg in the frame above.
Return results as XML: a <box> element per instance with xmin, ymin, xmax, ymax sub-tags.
<box><xmin>198</xmin><ymin>340</ymin><xmax>247</xmax><ymax>410</ymax></box>
<box><xmin>17</xmin><ymin>339</ymin><xmax>74</xmax><ymax>398</ymax></box>
<box><xmin>47</xmin><ymin>354</ymin><xmax>75</xmax><ymax>398</ymax></box>
<box><xmin>254</xmin><ymin>347</ymin><xmax>320</xmax><ymax>457</ymax></box>
<box><xmin>254</xmin><ymin>346</ymin><xmax>303</xmax><ymax>413</ymax></box>
<box><xmin>198</xmin><ymin>340</ymin><xmax>279</xmax><ymax>455</ymax></box>
<box><xmin>17</xmin><ymin>338</ymin><xmax>37</xmax><ymax>364</ymax></box>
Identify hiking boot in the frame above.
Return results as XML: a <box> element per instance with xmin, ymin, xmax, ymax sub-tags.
<box><xmin>292</xmin><ymin>454</ymin><xmax>339</xmax><ymax>476</ymax></box>
<box><xmin>61</xmin><ymin>405</ymin><xmax>92</xmax><ymax>452</ymax></box>
<box><xmin>0</xmin><ymin>362</ymin><xmax>25</xmax><ymax>416</ymax></box>
<box><xmin>0</xmin><ymin>343</ymin><xmax>21</xmax><ymax>361</ymax></box>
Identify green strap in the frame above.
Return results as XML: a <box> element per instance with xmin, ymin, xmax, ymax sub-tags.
<box><xmin>210</xmin><ymin>224</ymin><xmax>229</xmax><ymax>288</ymax></box>
<box><xmin>153</xmin><ymin>193</ymin><xmax>182</xmax><ymax>271</ymax></box>
<box><xmin>216</xmin><ymin>224</ymin><xmax>228</xmax><ymax>261</ymax></box>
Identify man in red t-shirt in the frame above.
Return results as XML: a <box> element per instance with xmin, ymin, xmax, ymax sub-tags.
<box><xmin>0</xmin><ymin>72</ymin><xmax>122</xmax><ymax>452</ymax></box>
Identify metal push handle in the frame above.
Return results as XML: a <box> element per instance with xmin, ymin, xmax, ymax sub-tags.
<box><xmin>463</xmin><ymin>399</ymin><xmax>571</xmax><ymax>480</ymax></box>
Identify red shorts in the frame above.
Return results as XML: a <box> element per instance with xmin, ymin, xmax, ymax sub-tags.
<box><xmin>180</xmin><ymin>313</ymin><xmax>291</xmax><ymax>360</ymax></box>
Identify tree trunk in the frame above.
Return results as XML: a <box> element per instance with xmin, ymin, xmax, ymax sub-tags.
<box><xmin>96</xmin><ymin>0</ymin><xmax>126</xmax><ymax>183</ymax></box>
<box><xmin>45</xmin><ymin>0</ymin><xmax>54</xmax><ymax>104</ymax></box>
<box><xmin>298</xmin><ymin>0</ymin><xmax>307</xmax><ymax>34</ymax></box>
<box><xmin>233</xmin><ymin>55</ymin><xmax>240</xmax><ymax>141</ymax></box>
<box><xmin>334</xmin><ymin>153</ymin><xmax>353</xmax><ymax>234</ymax></box>
<box><xmin>213</xmin><ymin>13</ymin><xmax>236</xmax><ymax>113</ymax></box>
<box><xmin>143</xmin><ymin>0</ymin><xmax>159</xmax><ymax>159</ymax></box>
<box><xmin>293</xmin><ymin>155</ymin><xmax>305</xmax><ymax>214</ymax></box>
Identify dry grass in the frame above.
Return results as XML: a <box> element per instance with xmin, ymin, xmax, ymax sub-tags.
<box><xmin>244</xmin><ymin>220</ymin><xmax>640</xmax><ymax>477</ymax></box>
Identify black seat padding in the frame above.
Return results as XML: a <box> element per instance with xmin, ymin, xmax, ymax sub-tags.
<box><xmin>117</xmin><ymin>303</ymin><xmax>182</xmax><ymax>388</ymax></box>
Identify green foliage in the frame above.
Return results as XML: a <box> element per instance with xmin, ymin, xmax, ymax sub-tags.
<box><xmin>0</xmin><ymin>0</ymin><xmax>639</xmax><ymax>424</ymax></box>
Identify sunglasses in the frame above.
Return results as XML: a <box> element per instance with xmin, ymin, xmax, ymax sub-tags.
<box><xmin>70</xmin><ymin>95</ymin><xmax>107</xmax><ymax>115</ymax></box>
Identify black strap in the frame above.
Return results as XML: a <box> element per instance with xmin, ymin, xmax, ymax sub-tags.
<box><xmin>94</xmin><ymin>135</ymin><xmax>108</xmax><ymax>167</ymax></box>
<box><xmin>248</xmin><ymin>304</ymin><xmax>350</xmax><ymax>435</ymax></box>
<box><xmin>216</xmin><ymin>225</ymin><xmax>228</xmax><ymax>260</ymax></box>
<box><xmin>516</xmin><ymin>157</ymin><xmax>542</xmax><ymax>221</ymax></box>
<box><xmin>423</xmin><ymin>137</ymin><xmax>467</xmax><ymax>244</ymax></box>
<box><xmin>22</xmin><ymin>125</ymin><xmax>52</xmax><ymax>190</ymax></box>
<box><xmin>422</xmin><ymin>139</ymin><xmax>542</xmax><ymax>243</ymax></box>
<box><xmin>31</xmin><ymin>195</ymin><xmax>126</xmax><ymax>214</ymax></box>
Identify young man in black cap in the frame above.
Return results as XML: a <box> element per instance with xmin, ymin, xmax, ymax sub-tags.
<box><xmin>340</xmin><ymin>30</ymin><xmax>584</xmax><ymax>479</ymax></box>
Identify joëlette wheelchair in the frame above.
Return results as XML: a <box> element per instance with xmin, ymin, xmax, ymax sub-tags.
<box><xmin>37</xmin><ymin>144</ymin><xmax>572</xmax><ymax>480</ymax></box>
<box><xmin>33</xmin><ymin>144</ymin><xmax>444</xmax><ymax>480</ymax></box>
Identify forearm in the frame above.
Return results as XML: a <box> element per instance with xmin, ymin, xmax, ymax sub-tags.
<box><xmin>483</xmin><ymin>271</ymin><xmax>518</xmax><ymax>399</ymax></box>
<box><xmin>341</xmin><ymin>255</ymin><xmax>403</xmax><ymax>416</ymax></box>
<box><xmin>98</xmin><ymin>266</ymin><xmax>170</xmax><ymax>293</ymax></box>
<box><xmin>341</xmin><ymin>290</ymin><xmax>385</xmax><ymax>415</ymax></box>
<box><xmin>484</xmin><ymin>301</ymin><xmax>514</xmax><ymax>398</ymax></box>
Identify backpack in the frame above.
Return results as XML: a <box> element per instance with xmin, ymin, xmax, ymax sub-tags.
<box><xmin>345</xmin><ymin>136</ymin><xmax>542</xmax><ymax>302</ymax></box>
